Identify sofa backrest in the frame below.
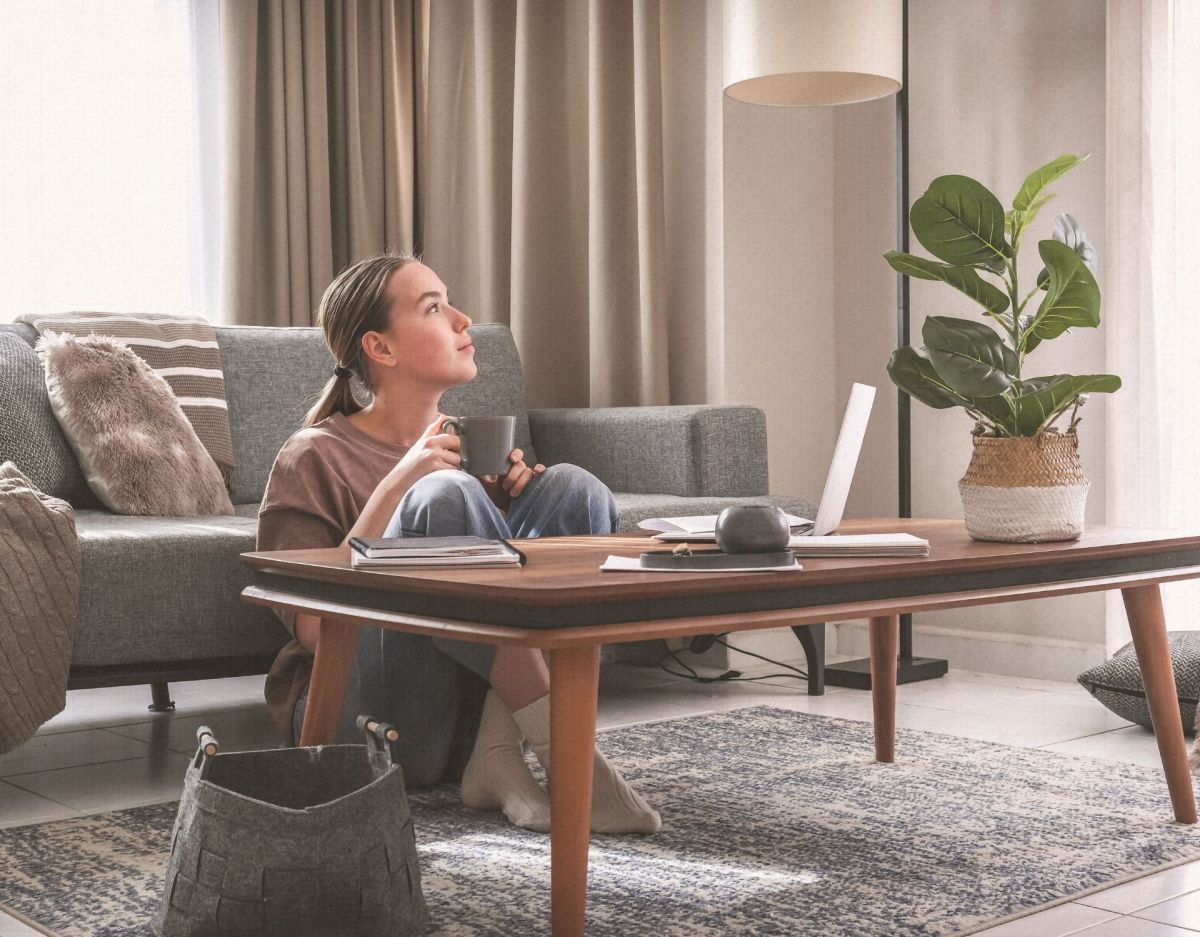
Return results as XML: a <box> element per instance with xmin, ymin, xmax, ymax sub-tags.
<box><xmin>0</xmin><ymin>321</ymin><xmax>534</xmax><ymax>508</ymax></box>
<box><xmin>0</xmin><ymin>325</ymin><xmax>98</xmax><ymax>507</ymax></box>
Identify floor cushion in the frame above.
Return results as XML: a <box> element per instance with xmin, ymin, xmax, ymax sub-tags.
<box><xmin>1077</xmin><ymin>631</ymin><xmax>1200</xmax><ymax>734</ymax></box>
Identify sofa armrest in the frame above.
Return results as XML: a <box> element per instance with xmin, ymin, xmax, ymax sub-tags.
<box><xmin>527</xmin><ymin>405</ymin><xmax>769</xmax><ymax>498</ymax></box>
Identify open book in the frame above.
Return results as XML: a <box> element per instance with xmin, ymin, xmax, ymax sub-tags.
<box><xmin>348</xmin><ymin>535</ymin><xmax>524</xmax><ymax>568</ymax></box>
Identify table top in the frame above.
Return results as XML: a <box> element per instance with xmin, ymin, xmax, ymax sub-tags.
<box><xmin>242</xmin><ymin>519</ymin><xmax>1200</xmax><ymax>633</ymax></box>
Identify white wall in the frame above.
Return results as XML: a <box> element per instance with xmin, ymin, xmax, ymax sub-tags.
<box><xmin>723</xmin><ymin>100</ymin><xmax>838</xmax><ymax>502</ymax></box>
<box><xmin>723</xmin><ymin>0</ymin><xmax>1110</xmax><ymax>680</ymax></box>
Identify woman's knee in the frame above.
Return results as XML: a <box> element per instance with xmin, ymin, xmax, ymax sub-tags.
<box><xmin>406</xmin><ymin>468</ymin><xmax>481</xmax><ymax>505</ymax></box>
<box><xmin>538</xmin><ymin>463</ymin><xmax>619</xmax><ymax>529</ymax></box>
<box><xmin>392</xmin><ymin>469</ymin><xmax>486</xmax><ymax>530</ymax></box>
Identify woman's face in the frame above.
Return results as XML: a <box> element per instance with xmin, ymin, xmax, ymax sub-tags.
<box><xmin>373</xmin><ymin>262</ymin><xmax>476</xmax><ymax>389</ymax></box>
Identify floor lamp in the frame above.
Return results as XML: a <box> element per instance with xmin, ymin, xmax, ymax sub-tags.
<box><xmin>724</xmin><ymin>0</ymin><xmax>948</xmax><ymax>688</ymax></box>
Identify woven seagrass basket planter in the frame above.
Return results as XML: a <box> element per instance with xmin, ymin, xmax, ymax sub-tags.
<box><xmin>958</xmin><ymin>432</ymin><xmax>1089</xmax><ymax>543</ymax></box>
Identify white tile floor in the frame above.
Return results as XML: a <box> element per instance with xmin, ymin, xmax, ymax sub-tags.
<box><xmin>1</xmin><ymin>655</ymin><xmax>1198</xmax><ymax>936</ymax></box>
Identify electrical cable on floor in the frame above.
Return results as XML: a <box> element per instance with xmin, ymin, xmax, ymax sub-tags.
<box><xmin>657</xmin><ymin>635</ymin><xmax>809</xmax><ymax>685</ymax></box>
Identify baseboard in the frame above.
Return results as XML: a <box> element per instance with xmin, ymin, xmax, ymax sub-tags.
<box><xmin>832</xmin><ymin>619</ymin><xmax>1106</xmax><ymax>683</ymax></box>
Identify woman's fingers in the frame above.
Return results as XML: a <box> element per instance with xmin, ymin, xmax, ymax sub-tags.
<box><xmin>508</xmin><ymin>464</ymin><xmax>535</xmax><ymax>498</ymax></box>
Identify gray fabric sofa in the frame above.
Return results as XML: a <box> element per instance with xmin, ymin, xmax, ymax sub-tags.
<box><xmin>0</xmin><ymin>322</ymin><xmax>820</xmax><ymax>705</ymax></box>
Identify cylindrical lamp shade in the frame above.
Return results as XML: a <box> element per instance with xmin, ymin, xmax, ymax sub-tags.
<box><xmin>723</xmin><ymin>0</ymin><xmax>902</xmax><ymax>106</ymax></box>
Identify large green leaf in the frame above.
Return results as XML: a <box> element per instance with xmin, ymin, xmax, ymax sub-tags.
<box><xmin>1013</xmin><ymin>153</ymin><xmax>1088</xmax><ymax>211</ymax></box>
<box><xmin>1011</xmin><ymin>373</ymin><xmax>1122</xmax><ymax>435</ymax></box>
<box><xmin>909</xmin><ymin>175</ymin><xmax>1013</xmax><ymax>274</ymax></box>
<box><xmin>887</xmin><ymin>346</ymin><xmax>970</xmax><ymax>409</ymax></box>
<box><xmin>884</xmin><ymin>251</ymin><xmax>1010</xmax><ymax>315</ymax></box>
<box><xmin>1029</xmin><ymin>239</ymin><xmax>1101</xmax><ymax>340</ymax></box>
<box><xmin>1007</xmin><ymin>193</ymin><xmax>1056</xmax><ymax>246</ymax></box>
<box><xmin>922</xmin><ymin>316</ymin><xmax>1017</xmax><ymax>398</ymax></box>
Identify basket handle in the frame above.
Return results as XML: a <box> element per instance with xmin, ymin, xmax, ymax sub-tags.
<box><xmin>356</xmin><ymin>715</ymin><xmax>399</xmax><ymax>769</ymax></box>
<box><xmin>192</xmin><ymin>726</ymin><xmax>219</xmax><ymax>769</ymax></box>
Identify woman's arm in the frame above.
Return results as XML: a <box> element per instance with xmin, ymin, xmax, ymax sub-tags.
<box><xmin>336</xmin><ymin>413</ymin><xmax>462</xmax><ymax>547</ymax></box>
<box><xmin>291</xmin><ymin>416</ymin><xmax>464</xmax><ymax>652</ymax></box>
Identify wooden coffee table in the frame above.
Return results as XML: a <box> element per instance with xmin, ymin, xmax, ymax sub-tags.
<box><xmin>241</xmin><ymin>519</ymin><xmax>1200</xmax><ymax>937</ymax></box>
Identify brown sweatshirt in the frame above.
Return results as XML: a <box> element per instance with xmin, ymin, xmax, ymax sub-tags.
<box><xmin>257</xmin><ymin>411</ymin><xmax>410</xmax><ymax>740</ymax></box>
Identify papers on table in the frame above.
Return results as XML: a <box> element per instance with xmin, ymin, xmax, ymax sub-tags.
<box><xmin>600</xmin><ymin>555</ymin><xmax>802</xmax><ymax>573</ymax></box>
<box><xmin>639</xmin><ymin>513</ymin><xmax>812</xmax><ymax>540</ymax></box>
<box><xmin>785</xmin><ymin>533</ymin><xmax>930</xmax><ymax>557</ymax></box>
<box><xmin>643</xmin><ymin>521</ymin><xmax>929</xmax><ymax>557</ymax></box>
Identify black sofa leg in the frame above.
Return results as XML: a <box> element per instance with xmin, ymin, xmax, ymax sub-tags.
<box><xmin>791</xmin><ymin>623</ymin><xmax>826</xmax><ymax>696</ymax></box>
<box><xmin>148</xmin><ymin>682</ymin><xmax>176</xmax><ymax>713</ymax></box>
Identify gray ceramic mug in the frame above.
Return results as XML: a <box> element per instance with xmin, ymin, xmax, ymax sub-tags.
<box><xmin>442</xmin><ymin>415</ymin><xmax>517</xmax><ymax>476</ymax></box>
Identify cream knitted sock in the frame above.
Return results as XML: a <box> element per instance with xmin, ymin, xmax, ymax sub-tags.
<box><xmin>511</xmin><ymin>694</ymin><xmax>661</xmax><ymax>835</ymax></box>
<box><xmin>460</xmin><ymin>690</ymin><xmax>551</xmax><ymax>832</ymax></box>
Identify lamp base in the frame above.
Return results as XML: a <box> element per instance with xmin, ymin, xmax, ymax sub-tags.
<box><xmin>824</xmin><ymin>655</ymin><xmax>948</xmax><ymax>691</ymax></box>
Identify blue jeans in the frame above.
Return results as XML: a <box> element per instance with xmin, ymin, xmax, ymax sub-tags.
<box><xmin>294</xmin><ymin>463</ymin><xmax>619</xmax><ymax>787</ymax></box>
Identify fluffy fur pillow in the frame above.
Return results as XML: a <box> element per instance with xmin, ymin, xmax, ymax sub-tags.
<box><xmin>36</xmin><ymin>332</ymin><xmax>234</xmax><ymax>516</ymax></box>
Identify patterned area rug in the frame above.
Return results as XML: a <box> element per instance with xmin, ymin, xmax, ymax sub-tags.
<box><xmin>2</xmin><ymin>706</ymin><xmax>1199</xmax><ymax>937</ymax></box>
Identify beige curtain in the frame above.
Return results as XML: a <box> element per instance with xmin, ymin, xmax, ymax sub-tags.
<box><xmin>422</xmin><ymin>0</ymin><xmax>725</xmax><ymax>408</ymax></box>
<box><xmin>220</xmin><ymin>0</ymin><xmax>426</xmax><ymax>325</ymax></box>
<box><xmin>1105</xmin><ymin>0</ymin><xmax>1200</xmax><ymax>646</ymax></box>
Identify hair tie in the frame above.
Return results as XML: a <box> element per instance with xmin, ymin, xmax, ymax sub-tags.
<box><xmin>333</xmin><ymin>365</ymin><xmax>352</xmax><ymax>380</ymax></box>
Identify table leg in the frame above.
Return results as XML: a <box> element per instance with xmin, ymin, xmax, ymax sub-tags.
<box><xmin>298</xmin><ymin>618</ymin><xmax>359</xmax><ymax>747</ymax></box>
<box><xmin>548</xmin><ymin>644</ymin><xmax>601</xmax><ymax>937</ymax></box>
<box><xmin>870</xmin><ymin>614</ymin><xmax>899</xmax><ymax>763</ymax></box>
<box><xmin>1122</xmin><ymin>584</ymin><xmax>1198</xmax><ymax>825</ymax></box>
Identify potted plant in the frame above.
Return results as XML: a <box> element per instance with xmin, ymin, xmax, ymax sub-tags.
<box><xmin>885</xmin><ymin>154</ymin><xmax>1120</xmax><ymax>542</ymax></box>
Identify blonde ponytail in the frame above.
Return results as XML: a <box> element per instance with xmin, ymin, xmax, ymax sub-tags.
<box><xmin>303</xmin><ymin>252</ymin><xmax>419</xmax><ymax>427</ymax></box>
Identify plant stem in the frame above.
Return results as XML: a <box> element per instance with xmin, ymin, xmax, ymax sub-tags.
<box><xmin>1005</xmin><ymin>258</ymin><xmax>1022</xmax><ymax>379</ymax></box>
<box><xmin>1018</xmin><ymin>283</ymin><xmax>1041</xmax><ymax>313</ymax></box>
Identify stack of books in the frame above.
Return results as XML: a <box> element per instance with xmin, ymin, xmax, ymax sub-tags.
<box><xmin>348</xmin><ymin>535</ymin><xmax>523</xmax><ymax>569</ymax></box>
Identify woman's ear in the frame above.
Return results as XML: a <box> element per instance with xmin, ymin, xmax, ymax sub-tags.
<box><xmin>359</xmin><ymin>330</ymin><xmax>396</xmax><ymax>370</ymax></box>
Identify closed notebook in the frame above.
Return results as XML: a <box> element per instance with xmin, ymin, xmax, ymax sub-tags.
<box><xmin>349</xmin><ymin>535</ymin><xmax>523</xmax><ymax>568</ymax></box>
<box><xmin>784</xmin><ymin>533</ymin><xmax>930</xmax><ymax>557</ymax></box>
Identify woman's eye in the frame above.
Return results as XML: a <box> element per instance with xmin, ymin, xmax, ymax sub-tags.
<box><xmin>428</xmin><ymin>303</ymin><xmax>440</xmax><ymax>314</ymax></box>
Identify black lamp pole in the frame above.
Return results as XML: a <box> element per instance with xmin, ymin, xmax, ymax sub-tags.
<box><xmin>824</xmin><ymin>0</ymin><xmax>948</xmax><ymax>690</ymax></box>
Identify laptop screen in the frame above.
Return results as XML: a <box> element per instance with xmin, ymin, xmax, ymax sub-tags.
<box><xmin>812</xmin><ymin>383</ymin><xmax>876</xmax><ymax>536</ymax></box>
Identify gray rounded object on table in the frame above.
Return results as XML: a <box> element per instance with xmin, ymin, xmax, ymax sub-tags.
<box><xmin>715</xmin><ymin>504</ymin><xmax>791</xmax><ymax>554</ymax></box>
<box><xmin>1077</xmin><ymin>631</ymin><xmax>1200</xmax><ymax>734</ymax></box>
<box><xmin>152</xmin><ymin>717</ymin><xmax>428</xmax><ymax>937</ymax></box>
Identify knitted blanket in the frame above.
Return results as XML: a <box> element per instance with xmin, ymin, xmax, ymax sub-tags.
<box><xmin>0</xmin><ymin>463</ymin><xmax>80</xmax><ymax>753</ymax></box>
<box><xmin>17</xmin><ymin>312</ymin><xmax>236</xmax><ymax>489</ymax></box>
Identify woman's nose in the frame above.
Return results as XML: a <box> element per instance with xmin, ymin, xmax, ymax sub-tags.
<box><xmin>455</xmin><ymin>307</ymin><xmax>472</xmax><ymax>328</ymax></box>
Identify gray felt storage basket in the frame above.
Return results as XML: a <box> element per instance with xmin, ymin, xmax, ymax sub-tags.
<box><xmin>152</xmin><ymin>716</ymin><xmax>428</xmax><ymax>937</ymax></box>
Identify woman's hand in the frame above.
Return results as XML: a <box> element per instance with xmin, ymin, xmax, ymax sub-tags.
<box><xmin>480</xmin><ymin>448</ymin><xmax>545</xmax><ymax>513</ymax></box>
<box><xmin>387</xmin><ymin>414</ymin><xmax>462</xmax><ymax>492</ymax></box>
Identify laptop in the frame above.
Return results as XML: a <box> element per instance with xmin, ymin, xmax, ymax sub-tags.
<box><xmin>644</xmin><ymin>382</ymin><xmax>876</xmax><ymax>541</ymax></box>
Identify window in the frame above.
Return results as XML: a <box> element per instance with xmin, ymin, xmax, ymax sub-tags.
<box><xmin>0</xmin><ymin>1</ymin><xmax>208</xmax><ymax>322</ymax></box>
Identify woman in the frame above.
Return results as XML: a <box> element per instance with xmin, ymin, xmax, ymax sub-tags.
<box><xmin>258</xmin><ymin>253</ymin><xmax>660</xmax><ymax>835</ymax></box>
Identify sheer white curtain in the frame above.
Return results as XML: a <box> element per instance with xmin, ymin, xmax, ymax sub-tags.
<box><xmin>0</xmin><ymin>1</ymin><xmax>217</xmax><ymax>322</ymax></box>
<box><xmin>1106</xmin><ymin>0</ymin><xmax>1200</xmax><ymax>647</ymax></box>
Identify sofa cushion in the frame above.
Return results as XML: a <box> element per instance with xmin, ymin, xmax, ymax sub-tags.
<box><xmin>37</xmin><ymin>333</ymin><xmax>234</xmax><ymax>516</ymax></box>
<box><xmin>216</xmin><ymin>326</ymin><xmax>336</xmax><ymax>505</ymax></box>
<box><xmin>439</xmin><ymin>324</ymin><xmax>536</xmax><ymax>466</ymax></box>
<box><xmin>0</xmin><ymin>331</ymin><xmax>97</xmax><ymax>507</ymax></box>
<box><xmin>1077</xmin><ymin>631</ymin><xmax>1200</xmax><ymax>733</ymax></box>
<box><xmin>72</xmin><ymin>510</ymin><xmax>289</xmax><ymax>668</ymax></box>
<box><xmin>612</xmin><ymin>493</ymin><xmax>819</xmax><ymax>534</ymax></box>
